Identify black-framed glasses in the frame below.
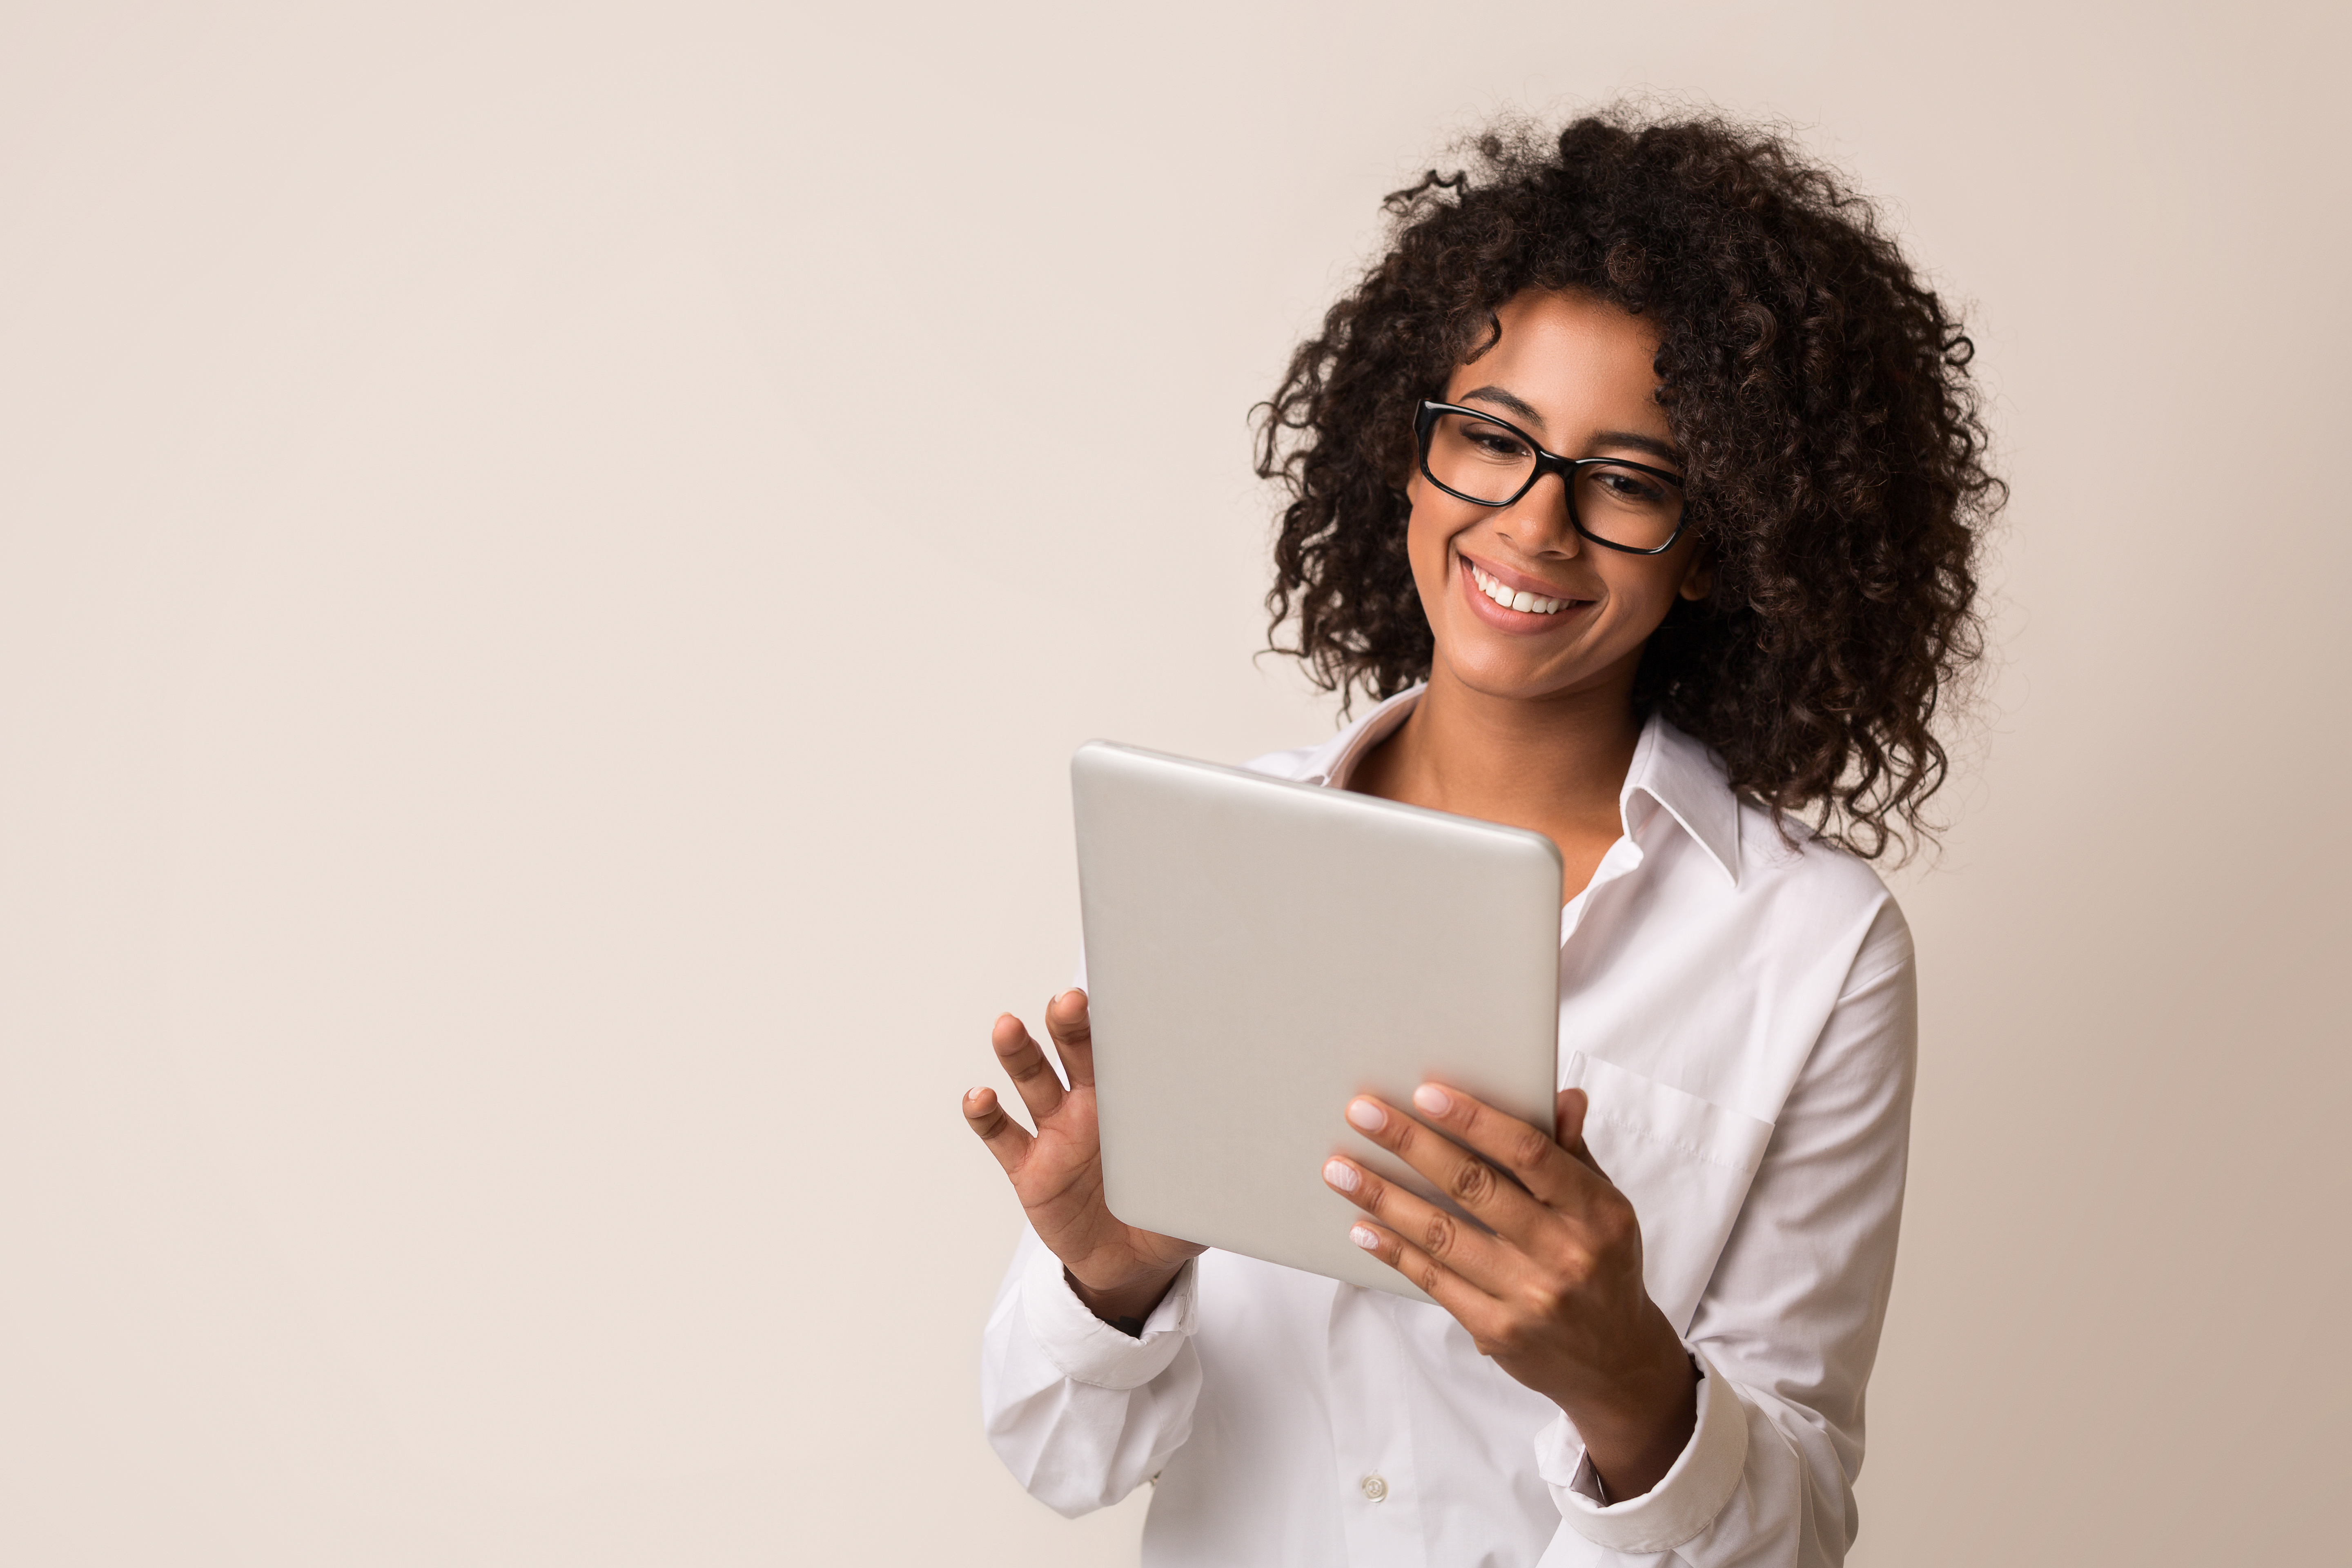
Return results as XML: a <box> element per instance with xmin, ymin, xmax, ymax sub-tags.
<box><xmin>1414</xmin><ymin>400</ymin><xmax>1688</xmax><ymax>555</ymax></box>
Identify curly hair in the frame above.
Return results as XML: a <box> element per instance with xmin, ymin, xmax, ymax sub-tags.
<box><xmin>1256</xmin><ymin>109</ymin><xmax>2000</xmax><ymax>860</ymax></box>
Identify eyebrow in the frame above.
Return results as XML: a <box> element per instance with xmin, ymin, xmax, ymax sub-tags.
<box><xmin>1455</xmin><ymin>385</ymin><xmax>1685</xmax><ymax>470</ymax></box>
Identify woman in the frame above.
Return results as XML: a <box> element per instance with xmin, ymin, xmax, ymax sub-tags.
<box><xmin>962</xmin><ymin>110</ymin><xmax>1996</xmax><ymax>1567</ymax></box>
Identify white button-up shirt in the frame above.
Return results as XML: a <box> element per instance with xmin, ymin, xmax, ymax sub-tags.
<box><xmin>982</xmin><ymin>687</ymin><xmax>1917</xmax><ymax>1566</ymax></box>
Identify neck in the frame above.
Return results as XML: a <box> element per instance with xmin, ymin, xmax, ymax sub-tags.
<box><xmin>1355</xmin><ymin>660</ymin><xmax>1643</xmax><ymax>848</ymax></box>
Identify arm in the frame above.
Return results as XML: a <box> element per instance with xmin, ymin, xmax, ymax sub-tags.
<box><xmin>980</xmin><ymin>1229</ymin><xmax>1203</xmax><ymax>1515</ymax></box>
<box><xmin>965</xmin><ymin>992</ymin><xmax>1210</xmax><ymax>1515</ymax></box>
<box><xmin>1610</xmin><ymin>906</ymin><xmax>1915</xmax><ymax>1564</ymax></box>
<box><xmin>1331</xmin><ymin>903</ymin><xmax>1916</xmax><ymax>1564</ymax></box>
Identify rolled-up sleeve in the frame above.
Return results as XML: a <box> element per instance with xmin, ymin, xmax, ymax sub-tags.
<box><xmin>1536</xmin><ymin>900</ymin><xmax>1918</xmax><ymax>1566</ymax></box>
<box><xmin>980</xmin><ymin>1229</ymin><xmax>1204</xmax><ymax>1517</ymax></box>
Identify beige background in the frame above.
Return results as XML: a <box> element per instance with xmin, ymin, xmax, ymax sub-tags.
<box><xmin>3</xmin><ymin>2</ymin><xmax>2345</xmax><ymax>1563</ymax></box>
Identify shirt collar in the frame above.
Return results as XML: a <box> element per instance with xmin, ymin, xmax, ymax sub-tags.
<box><xmin>1293</xmin><ymin>685</ymin><xmax>1425</xmax><ymax>790</ymax></box>
<box><xmin>1294</xmin><ymin>685</ymin><xmax>1742</xmax><ymax>888</ymax></box>
<box><xmin>1621</xmin><ymin>715</ymin><xmax>1742</xmax><ymax>887</ymax></box>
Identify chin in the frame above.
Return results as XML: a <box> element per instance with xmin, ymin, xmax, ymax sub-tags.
<box><xmin>1437</xmin><ymin>615</ymin><xmax>1648</xmax><ymax>704</ymax></box>
<box><xmin>1435</xmin><ymin>646</ymin><xmax>1577</xmax><ymax>702</ymax></box>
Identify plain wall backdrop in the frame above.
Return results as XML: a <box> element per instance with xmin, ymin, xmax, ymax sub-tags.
<box><xmin>3</xmin><ymin>2</ymin><xmax>2346</xmax><ymax>1563</ymax></box>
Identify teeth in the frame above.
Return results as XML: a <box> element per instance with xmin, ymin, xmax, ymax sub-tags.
<box><xmin>1470</xmin><ymin>563</ymin><xmax>1569</xmax><ymax>615</ymax></box>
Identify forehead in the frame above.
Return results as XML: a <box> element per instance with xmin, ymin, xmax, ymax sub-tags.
<box><xmin>1449</xmin><ymin>289</ymin><xmax>1664</xmax><ymax>415</ymax></box>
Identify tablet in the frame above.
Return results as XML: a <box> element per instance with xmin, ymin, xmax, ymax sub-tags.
<box><xmin>1071</xmin><ymin>740</ymin><xmax>1562</xmax><ymax>1303</ymax></box>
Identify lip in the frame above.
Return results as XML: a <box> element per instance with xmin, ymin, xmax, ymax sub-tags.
<box><xmin>1454</xmin><ymin>548</ymin><xmax>1594</xmax><ymax>634</ymax></box>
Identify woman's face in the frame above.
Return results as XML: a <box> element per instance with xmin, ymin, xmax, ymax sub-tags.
<box><xmin>1405</xmin><ymin>288</ymin><xmax>1712</xmax><ymax>707</ymax></box>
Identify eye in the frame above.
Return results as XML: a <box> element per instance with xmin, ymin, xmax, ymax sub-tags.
<box><xmin>1587</xmin><ymin>465</ymin><xmax>1675</xmax><ymax>506</ymax></box>
<box><xmin>1463</xmin><ymin>422</ymin><xmax>1531</xmax><ymax>460</ymax></box>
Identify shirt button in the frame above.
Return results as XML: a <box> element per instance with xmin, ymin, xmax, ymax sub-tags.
<box><xmin>1360</xmin><ymin>1474</ymin><xmax>1389</xmax><ymax>1502</ymax></box>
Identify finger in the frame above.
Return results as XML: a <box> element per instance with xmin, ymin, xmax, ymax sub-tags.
<box><xmin>1343</xmin><ymin>1214</ymin><xmax>1505</xmax><ymax>1331</ymax></box>
<box><xmin>1403</xmin><ymin>1082</ymin><xmax>1620</xmax><ymax>1217</ymax></box>
<box><xmin>991</xmin><ymin>1013</ymin><xmax>1067</xmax><ymax>1124</ymax></box>
<box><xmin>1323</xmin><ymin>1153</ymin><xmax>1517</xmax><ymax>1292</ymax></box>
<box><xmin>1045</xmin><ymin>989</ymin><xmax>1097</xmax><ymax>1089</ymax></box>
<box><xmin>1554</xmin><ymin>1087</ymin><xmax>1609</xmax><ymax>1180</ymax></box>
<box><xmin>1344</xmin><ymin>1094</ymin><xmax>1556</xmax><ymax>1243</ymax></box>
<box><xmin>962</xmin><ymin>1085</ymin><xmax>1034</xmax><ymax>1175</ymax></box>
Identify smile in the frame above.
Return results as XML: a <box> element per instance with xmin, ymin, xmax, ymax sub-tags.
<box><xmin>1468</xmin><ymin>561</ymin><xmax>1576</xmax><ymax>616</ymax></box>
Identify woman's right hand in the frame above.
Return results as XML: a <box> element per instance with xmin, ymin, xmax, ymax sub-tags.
<box><xmin>963</xmin><ymin>989</ymin><xmax>1204</xmax><ymax>1327</ymax></box>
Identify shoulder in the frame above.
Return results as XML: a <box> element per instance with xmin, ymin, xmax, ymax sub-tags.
<box><xmin>1642</xmin><ymin>716</ymin><xmax>1909</xmax><ymax>987</ymax></box>
<box><xmin>1239</xmin><ymin>745</ymin><xmax>1325</xmax><ymax>782</ymax></box>
<box><xmin>1731</xmin><ymin>799</ymin><xmax>1913</xmax><ymax>987</ymax></box>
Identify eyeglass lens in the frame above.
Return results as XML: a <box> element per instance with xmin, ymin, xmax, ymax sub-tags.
<box><xmin>1423</xmin><ymin>410</ymin><xmax>1682</xmax><ymax>551</ymax></box>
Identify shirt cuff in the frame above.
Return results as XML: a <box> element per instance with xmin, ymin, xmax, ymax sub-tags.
<box><xmin>1018</xmin><ymin>1240</ymin><xmax>1199</xmax><ymax>1390</ymax></box>
<box><xmin>1533</xmin><ymin>1345</ymin><xmax>1751</xmax><ymax>1555</ymax></box>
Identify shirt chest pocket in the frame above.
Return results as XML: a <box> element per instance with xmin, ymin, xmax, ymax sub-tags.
<box><xmin>1562</xmin><ymin>1052</ymin><xmax>1775</xmax><ymax>1336</ymax></box>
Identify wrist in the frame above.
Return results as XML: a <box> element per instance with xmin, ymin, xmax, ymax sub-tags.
<box><xmin>1559</xmin><ymin>1320</ymin><xmax>1699</xmax><ymax>1500</ymax></box>
<box><xmin>1064</xmin><ymin>1261</ymin><xmax>1183</xmax><ymax>1334</ymax></box>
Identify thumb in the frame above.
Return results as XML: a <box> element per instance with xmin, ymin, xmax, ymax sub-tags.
<box><xmin>1554</xmin><ymin>1087</ymin><xmax>1607</xmax><ymax>1178</ymax></box>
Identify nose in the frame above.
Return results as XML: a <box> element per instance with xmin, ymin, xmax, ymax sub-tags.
<box><xmin>1495</xmin><ymin>470</ymin><xmax>1582</xmax><ymax>557</ymax></box>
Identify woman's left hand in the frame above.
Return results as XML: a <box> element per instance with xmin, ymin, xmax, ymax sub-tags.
<box><xmin>1323</xmin><ymin>1083</ymin><xmax>1699</xmax><ymax>1500</ymax></box>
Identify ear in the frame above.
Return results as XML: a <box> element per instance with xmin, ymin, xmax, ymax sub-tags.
<box><xmin>1675</xmin><ymin>539</ymin><xmax>1715</xmax><ymax>603</ymax></box>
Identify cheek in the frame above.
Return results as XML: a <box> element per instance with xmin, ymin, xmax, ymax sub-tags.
<box><xmin>1403</xmin><ymin>481</ymin><xmax>1464</xmax><ymax>577</ymax></box>
<box><xmin>1592</xmin><ymin>558</ymin><xmax>1690</xmax><ymax>635</ymax></box>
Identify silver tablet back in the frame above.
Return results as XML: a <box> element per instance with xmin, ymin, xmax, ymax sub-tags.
<box><xmin>1071</xmin><ymin>741</ymin><xmax>1561</xmax><ymax>1303</ymax></box>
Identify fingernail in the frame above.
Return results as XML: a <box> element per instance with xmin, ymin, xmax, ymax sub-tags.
<box><xmin>1350</xmin><ymin>1225</ymin><xmax>1381</xmax><ymax>1251</ymax></box>
<box><xmin>1412</xmin><ymin>1083</ymin><xmax>1452</xmax><ymax>1117</ymax></box>
<box><xmin>1346</xmin><ymin>1098</ymin><xmax>1385</xmax><ymax>1133</ymax></box>
<box><xmin>1323</xmin><ymin>1158</ymin><xmax>1360</xmax><ymax>1193</ymax></box>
